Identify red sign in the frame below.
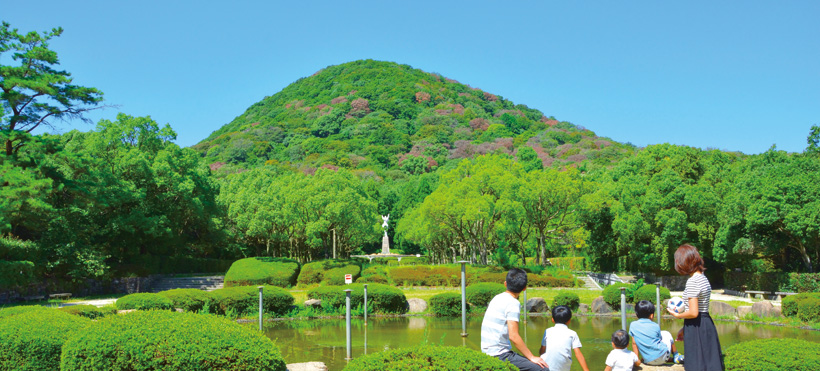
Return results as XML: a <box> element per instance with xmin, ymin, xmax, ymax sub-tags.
<box><xmin>345</xmin><ymin>274</ymin><xmax>352</xmax><ymax>284</ymax></box>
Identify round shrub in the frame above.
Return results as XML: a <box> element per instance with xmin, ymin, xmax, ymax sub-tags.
<box><xmin>553</xmin><ymin>291</ymin><xmax>580</xmax><ymax>311</ymax></box>
<box><xmin>224</xmin><ymin>257</ymin><xmax>301</xmax><ymax>288</ymax></box>
<box><xmin>725</xmin><ymin>338</ymin><xmax>820</xmax><ymax>371</ymax></box>
<box><xmin>357</xmin><ymin>274</ymin><xmax>388</xmax><ymax>284</ymax></box>
<box><xmin>342</xmin><ymin>345</ymin><xmax>516</xmax><ymax>371</ymax></box>
<box><xmin>306</xmin><ymin>283</ymin><xmax>407</xmax><ymax>313</ymax></box>
<box><xmin>116</xmin><ymin>293</ymin><xmax>174</xmax><ymax>311</ymax></box>
<box><xmin>59</xmin><ymin>304</ymin><xmax>116</xmax><ymax>319</ymax></box>
<box><xmin>60</xmin><ymin>310</ymin><xmax>287</xmax><ymax>371</ymax></box>
<box><xmin>797</xmin><ymin>297</ymin><xmax>820</xmax><ymax>323</ymax></box>
<box><xmin>782</xmin><ymin>292</ymin><xmax>820</xmax><ymax>317</ymax></box>
<box><xmin>603</xmin><ymin>283</ymin><xmax>633</xmax><ymax>310</ymax></box>
<box><xmin>429</xmin><ymin>292</ymin><xmax>467</xmax><ymax>317</ymax></box>
<box><xmin>633</xmin><ymin>285</ymin><xmax>672</xmax><ymax>306</ymax></box>
<box><xmin>297</xmin><ymin>260</ymin><xmax>361</xmax><ymax>286</ymax></box>
<box><xmin>209</xmin><ymin>285</ymin><xmax>294</xmax><ymax>316</ymax></box>
<box><xmin>0</xmin><ymin>308</ymin><xmax>90</xmax><ymax>371</ymax></box>
<box><xmin>466</xmin><ymin>282</ymin><xmax>505</xmax><ymax>307</ymax></box>
<box><xmin>158</xmin><ymin>288</ymin><xmax>212</xmax><ymax>312</ymax></box>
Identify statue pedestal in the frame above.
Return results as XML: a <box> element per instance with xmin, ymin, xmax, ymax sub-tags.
<box><xmin>381</xmin><ymin>231</ymin><xmax>390</xmax><ymax>254</ymax></box>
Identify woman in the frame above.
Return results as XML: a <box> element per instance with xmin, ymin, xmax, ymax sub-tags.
<box><xmin>667</xmin><ymin>244</ymin><xmax>724</xmax><ymax>371</ymax></box>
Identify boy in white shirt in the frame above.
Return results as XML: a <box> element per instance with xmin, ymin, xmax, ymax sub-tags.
<box><xmin>605</xmin><ymin>329</ymin><xmax>641</xmax><ymax>371</ymax></box>
<box><xmin>538</xmin><ymin>305</ymin><xmax>589</xmax><ymax>371</ymax></box>
<box><xmin>481</xmin><ymin>268</ymin><xmax>549</xmax><ymax>371</ymax></box>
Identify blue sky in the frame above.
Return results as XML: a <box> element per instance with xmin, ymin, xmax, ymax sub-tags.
<box><xmin>4</xmin><ymin>1</ymin><xmax>819</xmax><ymax>154</ymax></box>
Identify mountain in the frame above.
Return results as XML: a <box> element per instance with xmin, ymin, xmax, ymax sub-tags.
<box><xmin>193</xmin><ymin>59</ymin><xmax>634</xmax><ymax>175</ymax></box>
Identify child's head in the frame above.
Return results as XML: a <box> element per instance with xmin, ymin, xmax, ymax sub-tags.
<box><xmin>552</xmin><ymin>305</ymin><xmax>572</xmax><ymax>324</ymax></box>
<box><xmin>505</xmin><ymin>268</ymin><xmax>528</xmax><ymax>293</ymax></box>
<box><xmin>635</xmin><ymin>300</ymin><xmax>655</xmax><ymax>319</ymax></box>
<box><xmin>611</xmin><ymin>329</ymin><xmax>629</xmax><ymax>349</ymax></box>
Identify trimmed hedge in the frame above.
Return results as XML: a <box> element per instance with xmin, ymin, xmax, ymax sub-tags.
<box><xmin>548</xmin><ymin>257</ymin><xmax>588</xmax><ymax>271</ymax></box>
<box><xmin>60</xmin><ymin>310</ymin><xmax>287</xmax><ymax>371</ymax></box>
<box><xmin>306</xmin><ymin>283</ymin><xmax>407</xmax><ymax>313</ymax></box>
<box><xmin>343</xmin><ymin>345</ymin><xmax>517</xmax><ymax>371</ymax></box>
<box><xmin>603</xmin><ymin>282</ymin><xmax>633</xmax><ymax>310</ymax></box>
<box><xmin>59</xmin><ymin>304</ymin><xmax>116</xmax><ymax>319</ymax></box>
<box><xmin>297</xmin><ymin>260</ymin><xmax>361</xmax><ymax>286</ymax></box>
<box><xmin>0</xmin><ymin>305</ymin><xmax>50</xmax><ymax>319</ymax></box>
<box><xmin>389</xmin><ymin>266</ymin><xmax>461</xmax><ymax>286</ymax></box>
<box><xmin>474</xmin><ymin>272</ymin><xmax>575</xmax><ymax>288</ymax></box>
<box><xmin>781</xmin><ymin>292</ymin><xmax>820</xmax><ymax>318</ymax></box>
<box><xmin>798</xmin><ymin>297</ymin><xmax>820</xmax><ymax>323</ymax></box>
<box><xmin>725</xmin><ymin>338</ymin><xmax>820</xmax><ymax>371</ymax></box>
<box><xmin>466</xmin><ymin>282</ymin><xmax>505</xmax><ymax>307</ymax></box>
<box><xmin>789</xmin><ymin>273</ymin><xmax>820</xmax><ymax>293</ymax></box>
<box><xmin>429</xmin><ymin>292</ymin><xmax>466</xmax><ymax>317</ymax></box>
<box><xmin>0</xmin><ymin>308</ymin><xmax>90</xmax><ymax>371</ymax></box>
<box><xmin>357</xmin><ymin>274</ymin><xmax>388</xmax><ymax>284</ymax></box>
<box><xmin>553</xmin><ymin>291</ymin><xmax>580</xmax><ymax>311</ymax></box>
<box><xmin>158</xmin><ymin>288</ymin><xmax>212</xmax><ymax>312</ymax></box>
<box><xmin>723</xmin><ymin>272</ymin><xmax>790</xmax><ymax>292</ymax></box>
<box><xmin>633</xmin><ymin>285</ymin><xmax>672</xmax><ymax>306</ymax></box>
<box><xmin>116</xmin><ymin>293</ymin><xmax>174</xmax><ymax>311</ymax></box>
<box><xmin>209</xmin><ymin>285</ymin><xmax>294</xmax><ymax>316</ymax></box>
<box><xmin>224</xmin><ymin>257</ymin><xmax>301</xmax><ymax>288</ymax></box>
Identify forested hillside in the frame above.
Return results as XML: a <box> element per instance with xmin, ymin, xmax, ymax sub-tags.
<box><xmin>193</xmin><ymin>60</ymin><xmax>635</xmax><ymax>175</ymax></box>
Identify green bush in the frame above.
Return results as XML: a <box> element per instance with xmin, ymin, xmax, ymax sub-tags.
<box><xmin>466</xmin><ymin>282</ymin><xmax>505</xmax><ymax>307</ymax></box>
<box><xmin>723</xmin><ymin>272</ymin><xmax>790</xmax><ymax>292</ymax></box>
<box><xmin>548</xmin><ymin>257</ymin><xmax>587</xmax><ymax>271</ymax></box>
<box><xmin>59</xmin><ymin>304</ymin><xmax>116</xmax><ymax>319</ymax></box>
<box><xmin>725</xmin><ymin>338</ymin><xmax>820</xmax><ymax>371</ymax></box>
<box><xmin>389</xmin><ymin>265</ymin><xmax>459</xmax><ymax>286</ymax></box>
<box><xmin>553</xmin><ymin>291</ymin><xmax>580</xmax><ymax>311</ymax></box>
<box><xmin>224</xmin><ymin>257</ymin><xmax>301</xmax><ymax>288</ymax></box>
<box><xmin>297</xmin><ymin>260</ymin><xmax>361</xmax><ymax>286</ymax></box>
<box><xmin>797</xmin><ymin>297</ymin><xmax>820</xmax><ymax>323</ymax></box>
<box><xmin>116</xmin><ymin>293</ymin><xmax>174</xmax><ymax>311</ymax></box>
<box><xmin>0</xmin><ymin>260</ymin><xmax>36</xmax><ymax>289</ymax></box>
<box><xmin>342</xmin><ymin>345</ymin><xmax>516</xmax><ymax>371</ymax></box>
<box><xmin>357</xmin><ymin>274</ymin><xmax>388</xmax><ymax>284</ymax></box>
<box><xmin>603</xmin><ymin>282</ymin><xmax>633</xmax><ymax>310</ymax></box>
<box><xmin>158</xmin><ymin>289</ymin><xmax>213</xmax><ymax>312</ymax></box>
<box><xmin>429</xmin><ymin>292</ymin><xmax>466</xmax><ymax>316</ymax></box>
<box><xmin>782</xmin><ymin>292</ymin><xmax>820</xmax><ymax>318</ymax></box>
<box><xmin>209</xmin><ymin>286</ymin><xmax>294</xmax><ymax>316</ymax></box>
<box><xmin>0</xmin><ymin>308</ymin><xmax>90</xmax><ymax>371</ymax></box>
<box><xmin>789</xmin><ymin>273</ymin><xmax>820</xmax><ymax>293</ymax></box>
<box><xmin>0</xmin><ymin>305</ymin><xmax>50</xmax><ymax>319</ymax></box>
<box><xmin>60</xmin><ymin>310</ymin><xmax>287</xmax><ymax>371</ymax></box>
<box><xmin>633</xmin><ymin>285</ymin><xmax>672</xmax><ymax>306</ymax></box>
<box><xmin>306</xmin><ymin>283</ymin><xmax>407</xmax><ymax>313</ymax></box>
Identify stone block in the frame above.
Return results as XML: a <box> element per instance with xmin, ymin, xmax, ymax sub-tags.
<box><xmin>304</xmin><ymin>299</ymin><xmax>322</xmax><ymax>308</ymax></box>
<box><xmin>751</xmin><ymin>301</ymin><xmax>779</xmax><ymax>318</ymax></box>
<box><xmin>709</xmin><ymin>301</ymin><xmax>737</xmax><ymax>317</ymax></box>
<box><xmin>526</xmin><ymin>297</ymin><xmax>548</xmax><ymax>313</ymax></box>
<box><xmin>592</xmin><ymin>296</ymin><xmax>613</xmax><ymax>314</ymax></box>
<box><xmin>407</xmin><ymin>298</ymin><xmax>428</xmax><ymax>313</ymax></box>
<box><xmin>287</xmin><ymin>362</ymin><xmax>328</xmax><ymax>371</ymax></box>
<box><xmin>737</xmin><ymin>305</ymin><xmax>752</xmax><ymax>319</ymax></box>
<box><xmin>579</xmin><ymin>303</ymin><xmax>590</xmax><ymax>313</ymax></box>
<box><xmin>635</xmin><ymin>364</ymin><xmax>685</xmax><ymax>371</ymax></box>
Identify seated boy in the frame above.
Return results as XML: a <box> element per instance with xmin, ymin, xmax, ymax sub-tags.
<box><xmin>628</xmin><ymin>300</ymin><xmax>680</xmax><ymax>366</ymax></box>
<box><xmin>539</xmin><ymin>305</ymin><xmax>590</xmax><ymax>371</ymax></box>
<box><xmin>605</xmin><ymin>329</ymin><xmax>640</xmax><ymax>371</ymax></box>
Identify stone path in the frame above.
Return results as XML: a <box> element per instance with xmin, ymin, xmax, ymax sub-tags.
<box><xmin>60</xmin><ymin>298</ymin><xmax>117</xmax><ymax>308</ymax></box>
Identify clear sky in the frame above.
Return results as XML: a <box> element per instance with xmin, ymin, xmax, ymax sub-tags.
<box><xmin>4</xmin><ymin>1</ymin><xmax>819</xmax><ymax>154</ymax></box>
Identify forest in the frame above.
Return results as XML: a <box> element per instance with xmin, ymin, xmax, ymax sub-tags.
<box><xmin>2</xmin><ymin>23</ymin><xmax>819</xmax><ymax>290</ymax></box>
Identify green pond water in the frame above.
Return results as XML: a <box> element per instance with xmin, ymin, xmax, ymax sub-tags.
<box><xmin>262</xmin><ymin>316</ymin><xmax>820</xmax><ymax>371</ymax></box>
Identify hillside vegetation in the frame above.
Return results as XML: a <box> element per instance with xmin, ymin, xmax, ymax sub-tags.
<box><xmin>194</xmin><ymin>60</ymin><xmax>634</xmax><ymax>175</ymax></box>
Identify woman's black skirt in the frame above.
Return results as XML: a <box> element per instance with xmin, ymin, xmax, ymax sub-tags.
<box><xmin>683</xmin><ymin>312</ymin><xmax>724</xmax><ymax>371</ymax></box>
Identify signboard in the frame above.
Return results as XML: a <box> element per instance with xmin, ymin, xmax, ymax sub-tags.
<box><xmin>345</xmin><ymin>274</ymin><xmax>352</xmax><ymax>284</ymax></box>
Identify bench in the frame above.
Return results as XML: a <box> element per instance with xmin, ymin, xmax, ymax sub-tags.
<box><xmin>49</xmin><ymin>293</ymin><xmax>72</xmax><ymax>300</ymax></box>
<box><xmin>774</xmin><ymin>291</ymin><xmax>797</xmax><ymax>302</ymax></box>
<box><xmin>23</xmin><ymin>295</ymin><xmax>45</xmax><ymax>302</ymax></box>
<box><xmin>744</xmin><ymin>290</ymin><xmax>769</xmax><ymax>299</ymax></box>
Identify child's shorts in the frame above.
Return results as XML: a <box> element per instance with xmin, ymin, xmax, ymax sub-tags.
<box><xmin>644</xmin><ymin>331</ymin><xmax>675</xmax><ymax>366</ymax></box>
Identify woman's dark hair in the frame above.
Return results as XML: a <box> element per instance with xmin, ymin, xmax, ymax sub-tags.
<box><xmin>674</xmin><ymin>244</ymin><xmax>705</xmax><ymax>275</ymax></box>
<box><xmin>505</xmin><ymin>268</ymin><xmax>528</xmax><ymax>293</ymax></box>
<box><xmin>611</xmin><ymin>329</ymin><xmax>629</xmax><ymax>349</ymax></box>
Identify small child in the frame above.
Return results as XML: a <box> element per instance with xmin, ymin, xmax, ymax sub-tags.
<box><xmin>539</xmin><ymin>305</ymin><xmax>590</xmax><ymax>371</ymax></box>
<box><xmin>628</xmin><ymin>300</ymin><xmax>682</xmax><ymax>365</ymax></box>
<box><xmin>604</xmin><ymin>329</ymin><xmax>640</xmax><ymax>371</ymax></box>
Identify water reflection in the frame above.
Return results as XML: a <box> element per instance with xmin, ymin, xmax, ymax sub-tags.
<box><xmin>264</xmin><ymin>316</ymin><xmax>820</xmax><ymax>371</ymax></box>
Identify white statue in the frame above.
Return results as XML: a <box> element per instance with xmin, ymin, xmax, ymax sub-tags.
<box><xmin>381</xmin><ymin>214</ymin><xmax>390</xmax><ymax>230</ymax></box>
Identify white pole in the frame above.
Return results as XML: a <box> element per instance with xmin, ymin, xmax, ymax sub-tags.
<box><xmin>364</xmin><ymin>284</ymin><xmax>368</xmax><ymax>326</ymax></box>
<box><xmin>258</xmin><ymin>286</ymin><xmax>264</xmax><ymax>331</ymax></box>
<box><xmin>656</xmin><ymin>284</ymin><xmax>661</xmax><ymax>325</ymax></box>
<box><xmin>620</xmin><ymin>287</ymin><xmax>627</xmax><ymax>331</ymax></box>
<box><xmin>345</xmin><ymin>289</ymin><xmax>352</xmax><ymax>360</ymax></box>
<box><xmin>459</xmin><ymin>260</ymin><xmax>469</xmax><ymax>337</ymax></box>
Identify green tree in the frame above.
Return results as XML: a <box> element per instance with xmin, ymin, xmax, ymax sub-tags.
<box><xmin>1</xmin><ymin>22</ymin><xmax>103</xmax><ymax>155</ymax></box>
<box><xmin>807</xmin><ymin>124</ymin><xmax>820</xmax><ymax>154</ymax></box>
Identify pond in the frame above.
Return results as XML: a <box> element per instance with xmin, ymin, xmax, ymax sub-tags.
<box><xmin>262</xmin><ymin>315</ymin><xmax>820</xmax><ymax>371</ymax></box>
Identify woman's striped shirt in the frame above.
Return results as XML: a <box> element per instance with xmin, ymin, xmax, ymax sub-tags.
<box><xmin>682</xmin><ymin>272</ymin><xmax>711</xmax><ymax>313</ymax></box>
